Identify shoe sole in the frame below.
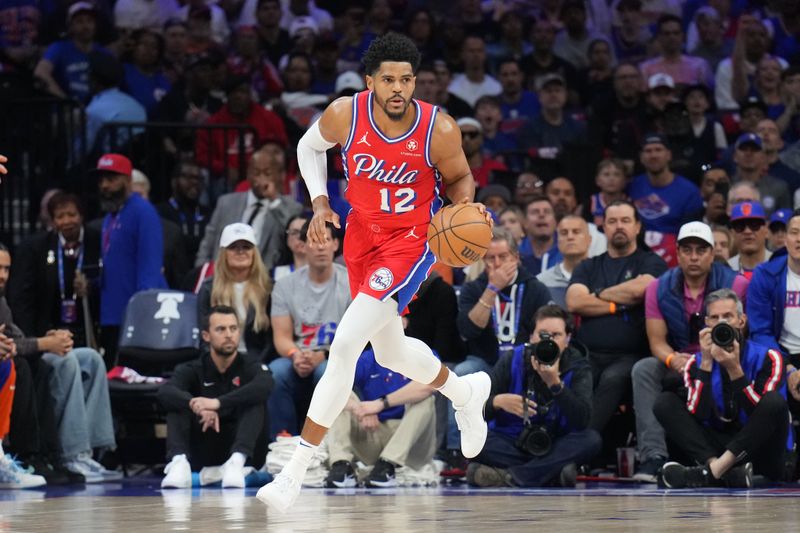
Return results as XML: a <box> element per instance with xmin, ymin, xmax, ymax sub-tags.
<box><xmin>327</xmin><ymin>477</ymin><xmax>357</xmax><ymax>488</ymax></box>
<box><xmin>632</xmin><ymin>473</ymin><xmax>658</xmax><ymax>483</ymax></box>
<box><xmin>366</xmin><ymin>478</ymin><xmax>397</xmax><ymax>488</ymax></box>
<box><xmin>460</xmin><ymin>372</ymin><xmax>491</xmax><ymax>459</ymax></box>
<box><xmin>256</xmin><ymin>486</ymin><xmax>295</xmax><ymax>514</ymax></box>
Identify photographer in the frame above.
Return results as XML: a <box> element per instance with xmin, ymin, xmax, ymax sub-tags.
<box><xmin>654</xmin><ymin>289</ymin><xmax>790</xmax><ymax>488</ymax></box>
<box><xmin>467</xmin><ymin>305</ymin><xmax>601</xmax><ymax>488</ymax></box>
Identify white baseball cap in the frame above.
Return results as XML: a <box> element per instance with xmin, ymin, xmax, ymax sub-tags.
<box><xmin>677</xmin><ymin>221</ymin><xmax>714</xmax><ymax>247</ymax></box>
<box><xmin>219</xmin><ymin>223</ymin><xmax>257</xmax><ymax>248</ymax></box>
<box><xmin>648</xmin><ymin>72</ymin><xmax>675</xmax><ymax>90</ymax></box>
<box><xmin>335</xmin><ymin>71</ymin><xmax>365</xmax><ymax>94</ymax></box>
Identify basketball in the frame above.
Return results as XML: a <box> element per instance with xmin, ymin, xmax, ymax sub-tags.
<box><xmin>427</xmin><ymin>204</ymin><xmax>492</xmax><ymax>267</ymax></box>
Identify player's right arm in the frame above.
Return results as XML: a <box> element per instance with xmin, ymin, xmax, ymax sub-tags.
<box><xmin>299</xmin><ymin>97</ymin><xmax>353</xmax><ymax>247</ymax></box>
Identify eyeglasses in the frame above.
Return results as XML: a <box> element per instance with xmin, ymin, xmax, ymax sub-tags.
<box><xmin>461</xmin><ymin>130</ymin><xmax>481</xmax><ymax>139</ymax></box>
<box><xmin>517</xmin><ymin>180</ymin><xmax>544</xmax><ymax>189</ymax></box>
<box><xmin>286</xmin><ymin>229</ymin><xmax>302</xmax><ymax>237</ymax></box>
<box><xmin>731</xmin><ymin>219</ymin><xmax>765</xmax><ymax>233</ymax></box>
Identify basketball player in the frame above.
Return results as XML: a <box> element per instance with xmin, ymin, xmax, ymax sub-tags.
<box><xmin>257</xmin><ymin>33</ymin><xmax>493</xmax><ymax>512</ymax></box>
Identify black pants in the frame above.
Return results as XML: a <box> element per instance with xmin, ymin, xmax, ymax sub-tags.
<box><xmin>654</xmin><ymin>390</ymin><xmax>789</xmax><ymax>481</ymax></box>
<box><xmin>8</xmin><ymin>357</ymin><xmax>59</xmax><ymax>458</ymax></box>
<box><xmin>588</xmin><ymin>353</ymin><xmax>640</xmax><ymax>432</ymax></box>
<box><xmin>166</xmin><ymin>404</ymin><xmax>266</xmax><ymax>471</ymax></box>
<box><xmin>100</xmin><ymin>326</ymin><xmax>120</xmax><ymax>370</ymax></box>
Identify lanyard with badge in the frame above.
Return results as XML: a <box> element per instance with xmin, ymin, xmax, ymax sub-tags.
<box><xmin>492</xmin><ymin>283</ymin><xmax>525</xmax><ymax>350</ymax></box>
<box><xmin>169</xmin><ymin>197</ymin><xmax>203</xmax><ymax>238</ymax></box>
<box><xmin>57</xmin><ymin>239</ymin><xmax>83</xmax><ymax>324</ymax></box>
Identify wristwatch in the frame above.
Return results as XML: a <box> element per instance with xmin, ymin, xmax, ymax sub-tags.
<box><xmin>549</xmin><ymin>382</ymin><xmax>565</xmax><ymax>395</ymax></box>
<box><xmin>381</xmin><ymin>395</ymin><xmax>391</xmax><ymax>410</ymax></box>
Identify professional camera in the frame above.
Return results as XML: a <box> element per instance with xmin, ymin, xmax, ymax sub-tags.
<box><xmin>711</xmin><ymin>322</ymin><xmax>739</xmax><ymax>349</ymax></box>
<box><xmin>524</xmin><ymin>333</ymin><xmax>561</xmax><ymax>365</ymax></box>
<box><xmin>515</xmin><ymin>424</ymin><xmax>553</xmax><ymax>456</ymax></box>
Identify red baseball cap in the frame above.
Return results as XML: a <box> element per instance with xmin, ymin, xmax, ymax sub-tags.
<box><xmin>95</xmin><ymin>153</ymin><xmax>132</xmax><ymax>177</ymax></box>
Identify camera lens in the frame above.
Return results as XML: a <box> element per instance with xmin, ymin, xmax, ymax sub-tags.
<box><xmin>534</xmin><ymin>336</ymin><xmax>560</xmax><ymax>365</ymax></box>
<box><xmin>711</xmin><ymin>322</ymin><xmax>736</xmax><ymax>348</ymax></box>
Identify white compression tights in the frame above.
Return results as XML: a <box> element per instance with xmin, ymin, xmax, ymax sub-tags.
<box><xmin>305</xmin><ymin>293</ymin><xmax>443</xmax><ymax>428</ymax></box>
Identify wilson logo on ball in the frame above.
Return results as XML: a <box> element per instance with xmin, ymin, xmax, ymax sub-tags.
<box><xmin>460</xmin><ymin>246</ymin><xmax>481</xmax><ymax>262</ymax></box>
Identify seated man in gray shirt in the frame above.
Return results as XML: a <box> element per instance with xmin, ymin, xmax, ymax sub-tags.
<box><xmin>537</xmin><ymin>215</ymin><xmax>592</xmax><ymax>309</ymax></box>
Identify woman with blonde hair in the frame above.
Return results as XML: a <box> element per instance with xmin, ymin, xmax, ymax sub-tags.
<box><xmin>198</xmin><ymin>223</ymin><xmax>272</xmax><ymax>359</ymax></box>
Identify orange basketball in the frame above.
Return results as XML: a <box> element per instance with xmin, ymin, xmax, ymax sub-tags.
<box><xmin>427</xmin><ymin>204</ymin><xmax>492</xmax><ymax>267</ymax></box>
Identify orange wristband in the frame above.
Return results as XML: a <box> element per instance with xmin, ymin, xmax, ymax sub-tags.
<box><xmin>665</xmin><ymin>353</ymin><xmax>675</xmax><ymax>368</ymax></box>
<box><xmin>609</xmin><ymin>302</ymin><xmax>616</xmax><ymax>314</ymax></box>
<box><xmin>287</xmin><ymin>347</ymin><xmax>300</xmax><ymax>358</ymax></box>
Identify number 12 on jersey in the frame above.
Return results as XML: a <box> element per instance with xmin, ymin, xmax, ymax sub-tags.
<box><xmin>379</xmin><ymin>187</ymin><xmax>417</xmax><ymax>214</ymax></box>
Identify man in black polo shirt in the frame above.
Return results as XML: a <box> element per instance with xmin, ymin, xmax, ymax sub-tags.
<box><xmin>566</xmin><ymin>200</ymin><xmax>668</xmax><ymax>437</ymax></box>
<box><xmin>158</xmin><ymin>305</ymin><xmax>272</xmax><ymax>488</ymax></box>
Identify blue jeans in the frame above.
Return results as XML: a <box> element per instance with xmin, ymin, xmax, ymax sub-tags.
<box><xmin>446</xmin><ymin>355</ymin><xmax>492</xmax><ymax>451</ymax></box>
<box><xmin>476</xmin><ymin>429</ymin><xmax>602</xmax><ymax>487</ymax></box>
<box><xmin>268</xmin><ymin>357</ymin><xmax>327</xmax><ymax>440</ymax></box>
<box><xmin>41</xmin><ymin>348</ymin><xmax>116</xmax><ymax>459</ymax></box>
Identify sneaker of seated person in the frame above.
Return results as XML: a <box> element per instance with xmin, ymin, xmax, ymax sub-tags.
<box><xmin>466</xmin><ymin>463</ymin><xmax>514</xmax><ymax>487</ymax></box>
<box><xmin>162</xmin><ymin>454</ymin><xmax>192</xmax><ymax>489</ymax></box>
<box><xmin>558</xmin><ymin>462</ymin><xmax>577</xmax><ymax>488</ymax></box>
<box><xmin>221</xmin><ymin>454</ymin><xmax>246</xmax><ymax>488</ymax></box>
<box><xmin>662</xmin><ymin>462</ymin><xmax>714</xmax><ymax>488</ymax></box>
<box><xmin>325</xmin><ymin>460</ymin><xmax>357</xmax><ymax>488</ymax></box>
<box><xmin>366</xmin><ymin>459</ymin><xmax>397</xmax><ymax>488</ymax></box>
<box><xmin>721</xmin><ymin>462</ymin><xmax>753</xmax><ymax>488</ymax></box>
<box><xmin>64</xmin><ymin>452</ymin><xmax>123</xmax><ymax>483</ymax></box>
<box><xmin>0</xmin><ymin>453</ymin><xmax>47</xmax><ymax>489</ymax></box>
<box><xmin>20</xmin><ymin>455</ymin><xmax>73</xmax><ymax>485</ymax></box>
<box><xmin>632</xmin><ymin>456</ymin><xmax>667</xmax><ymax>484</ymax></box>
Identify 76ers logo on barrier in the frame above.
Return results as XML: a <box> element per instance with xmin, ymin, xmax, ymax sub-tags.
<box><xmin>369</xmin><ymin>267</ymin><xmax>394</xmax><ymax>291</ymax></box>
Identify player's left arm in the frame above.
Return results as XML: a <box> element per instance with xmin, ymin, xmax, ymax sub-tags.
<box><xmin>430</xmin><ymin>113</ymin><xmax>492</xmax><ymax>224</ymax></box>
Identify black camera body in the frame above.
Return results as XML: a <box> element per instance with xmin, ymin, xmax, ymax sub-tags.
<box><xmin>515</xmin><ymin>424</ymin><xmax>553</xmax><ymax>456</ymax></box>
<box><xmin>524</xmin><ymin>333</ymin><xmax>561</xmax><ymax>365</ymax></box>
<box><xmin>711</xmin><ymin>322</ymin><xmax>739</xmax><ymax>349</ymax></box>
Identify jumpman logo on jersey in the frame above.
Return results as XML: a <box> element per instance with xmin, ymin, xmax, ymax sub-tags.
<box><xmin>404</xmin><ymin>227</ymin><xmax>420</xmax><ymax>239</ymax></box>
<box><xmin>357</xmin><ymin>132</ymin><xmax>371</xmax><ymax>146</ymax></box>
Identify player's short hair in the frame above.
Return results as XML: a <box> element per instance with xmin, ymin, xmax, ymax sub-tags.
<box><xmin>362</xmin><ymin>32</ymin><xmax>421</xmax><ymax>76</ymax></box>
<box><xmin>204</xmin><ymin>304</ymin><xmax>239</xmax><ymax>331</ymax></box>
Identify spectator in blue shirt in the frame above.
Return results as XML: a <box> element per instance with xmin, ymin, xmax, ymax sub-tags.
<box><xmin>34</xmin><ymin>2</ymin><xmax>109</xmax><ymax>104</ymax></box>
<box><xmin>324</xmin><ymin>349</ymin><xmax>437</xmax><ymax>489</ymax></box>
<box><xmin>497</xmin><ymin>57</ymin><xmax>540</xmax><ymax>127</ymax></box>
<box><xmin>85</xmin><ymin>51</ymin><xmax>147</xmax><ymax>154</ymax></box>
<box><xmin>94</xmin><ymin>153</ymin><xmax>166</xmax><ymax>367</ymax></box>
<box><xmin>628</xmin><ymin>134</ymin><xmax>703</xmax><ymax>267</ymax></box>
<box><xmin>123</xmin><ymin>29</ymin><xmax>172</xmax><ymax>117</ymax></box>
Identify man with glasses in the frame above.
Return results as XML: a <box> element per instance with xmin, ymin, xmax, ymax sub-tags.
<box><xmin>156</xmin><ymin>159</ymin><xmax>211</xmax><ymax>263</ymax></box>
<box><xmin>457</xmin><ymin>117</ymin><xmax>507</xmax><ymax>188</ymax></box>
<box><xmin>632</xmin><ymin>222</ymin><xmax>748</xmax><ymax>482</ymax></box>
<box><xmin>728</xmin><ymin>201</ymin><xmax>771</xmax><ymax>279</ymax></box>
<box><xmin>449</xmin><ymin>227</ymin><xmax>552</xmax><ymax>469</ymax></box>
<box><xmin>748</xmin><ymin>209</ymin><xmax>800</xmax><ymax>440</ymax></box>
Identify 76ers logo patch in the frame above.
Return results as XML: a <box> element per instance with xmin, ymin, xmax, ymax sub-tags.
<box><xmin>369</xmin><ymin>267</ymin><xmax>394</xmax><ymax>291</ymax></box>
<box><xmin>406</xmin><ymin>139</ymin><xmax>418</xmax><ymax>151</ymax></box>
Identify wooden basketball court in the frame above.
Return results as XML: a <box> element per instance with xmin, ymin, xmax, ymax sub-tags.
<box><xmin>4</xmin><ymin>480</ymin><xmax>799</xmax><ymax>532</ymax></box>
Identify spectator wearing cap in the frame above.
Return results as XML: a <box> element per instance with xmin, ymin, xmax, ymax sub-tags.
<box><xmin>756</xmin><ymin>118</ymin><xmax>800</xmax><ymax>196</ymax></box>
<box><xmin>94</xmin><ymin>153</ymin><xmax>166</xmax><ymax>365</ymax></box>
<box><xmin>85</xmin><ymin>51</ymin><xmax>147</xmax><ymax>154</ymax></box>
<box><xmin>627</xmin><ymin>134</ymin><xmax>703</xmax><ymax>267</ymax></box>
<box><xmin>227</xmin><ymin>25</ymin><xmax>283</xmax><ymax>104</ymax></box>
<box><xmin>155</xmin><ymin>50</ymin><xmax>224</xmax><ymax>153</ymax></box>
<box><xmin>195</xmin><ymin>74</ymin><xmax>288</xmax><ymax>186</ymax></box>
<box><xmin>728</xmin><ymin>201</ymin><xmax>771</xmax><ymax>279</ymax></box>
<box><xmin>537</xmin><ymin>215</ymin><xmax>592</xmax><ymax>309</ymax></box>
<box><xmin>517</xmin><ymin>73</ymin><xmax>588</xmax><ymax>161</ymax></box>
<box><xmin>196</xmin><ymin>143</ymin><xmax>302</xmax><ymax>272</ymax></box>
<box><xmin>769</xmin><ymin>209</ymin><xmax>793</xmax><ymax>251</ymax></box>
<box><xmin>477</xmin><ymin>185</ymin><xmax>512</xmax><ymax>216</ymax></box>
<box><xmin>747</xmin><ymin>209</ymin><xmax>800</xmax><ymax>421</ymax></box>
<box><xmin>123</xmin><ymin>29</ymin><xmax>172</xmax><ymax>117</ymax></box>
<box><xmin>645</xmin><ymin>73</ymin><xmax>676</xmax><ymax>119</ymax></box>
<box><xmin>178</xmin><ymin>0</ymin><xmax>230</xmax><ymax>47</ymax></box>
<box><xmin>162</xmin><ymin>19</ymin><xmax>189</xmax><ymax>83</ymax></box>
<box><xmin>688</xmin><ymin>6</ymin><xmax>733</xmax><ymax>72</ymax></box>
<box><xmin>733</xmin><ymin>133</ymin><xmax>792</xmax><ymax>216</ymax></box>
<box><xmin>458</xmin><ymin>118</ymin><xmax>508</xmax><ymax>188</ymax></box>
<box><xmin>334</xmin><ymin>71</ymin><xmax>365</xmax><ymax>98</ymax></box>
<box><xmin>553</xmin><ymin>0</ymin><xmax>602</xmax><ymax>70</ymax></box>
<box><xmin>113</xmin><ymin>0</ymin><xmax>179</xmax><ymax>33</ymax></box>
<box><xmin>716</xmin><ymin>15</ymin><xmax>788</xmax><ymax>111</ymax></box>
<box><xmin>448</xmin><ymin>36</ymin><xmax>502</xmax><ymax>109</ymax></box>
<box><xmin>588</xmin><ymin>62</ymin><xmax>649</xmax><ymax>168</ymax></box>
<box><xmin>684</xmin><ymin>84</ymin><xmax>727</xmax><ymax>173</ymax></box>
<box><xmin>34</xmin><ymin>2</ymin><xmax>109</xmax><ymax>104</ymax></box>
<box><xmin>610</xmin><ymin>0</ymin><xmax>651</xmax><ymax>65</ymax></box>
<box><xmin>633</xmin><ymin>221</ymin><xmax>748</xmax><ymax>482</ymax></box>
<box><xmin>198</xmin><ymin>223</ymin><xmax>273</xmax><ymax>360</ymax></box>
<box><xmin>639</xmin><ymin>14</ymin><xmax>713</xmax><ymax>89</ymax></box>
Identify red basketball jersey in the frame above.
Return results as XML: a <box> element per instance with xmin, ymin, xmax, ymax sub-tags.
<box><xmin>341</xmin><ymin>91</ymin><xmax>443</xmax><ymax>229</ymax></box>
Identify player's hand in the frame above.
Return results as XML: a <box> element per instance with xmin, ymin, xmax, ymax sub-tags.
<box><xmin>199</xmin><ymin>410</ymin><xmax>220</xmax><ymax>433</ymax></box>
<box><xmin>189</xmin><ymin>397</ymin><xmax>220</xmax><ymax>414</ymax></box>
<box><xmin>308</xmin><ymin>196</ymin><xmax>341</xmax><ymax>247</ymax></box>
<box><xmin>358</xmin><ymin>414</ymin><xmax>380</xmax><ymax>432</ymax></box>
<box><xmin>457</xmin><ymin>197</ymin><xmax>494</xmax><ymax>227</ymax></box>
<box><xmin>492</xmin><ymin>393</ymin><xmax>536</xmax><ymax>418</ymax></box>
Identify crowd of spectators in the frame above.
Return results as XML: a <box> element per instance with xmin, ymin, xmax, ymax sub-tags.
<box><xmin>1</xmin><ymin>0</ymin><xmax>800</xmax><ymax>490</ymax></box>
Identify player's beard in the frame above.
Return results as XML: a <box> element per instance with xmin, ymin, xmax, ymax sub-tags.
<box><xmin>378</xmin><ymin>94</ymin><xmax>410</xmax><ymax>121</ymax></box>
